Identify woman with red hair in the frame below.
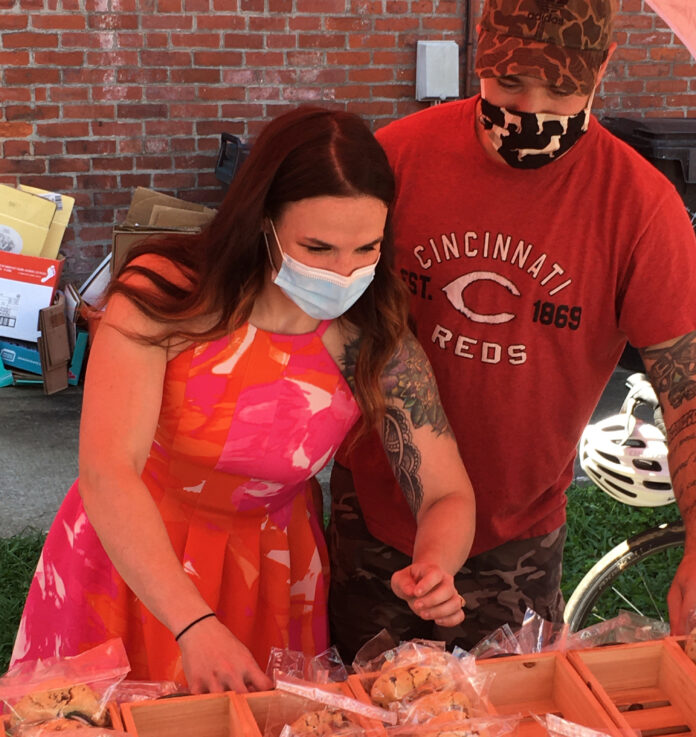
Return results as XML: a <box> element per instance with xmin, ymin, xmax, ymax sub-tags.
<box><xmin>12</xmin><ymin>106</ymin><xmax>475</xmax><ymax>693</ymax></box>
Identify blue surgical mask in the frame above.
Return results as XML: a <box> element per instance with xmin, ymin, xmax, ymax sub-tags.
<box><xmin>263</xmin><ymin>219</ymin><xmax>379</xmax><ymax>320</ymax></box>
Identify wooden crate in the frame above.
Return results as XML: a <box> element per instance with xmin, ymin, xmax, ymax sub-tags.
<box><xmin>476</xmin><ymin>652</ymin><xmax>622</xmax><ymax>737</ymax></box>
<box><xmin>346</xmin><ymin>673</ymin><xmax>377</xmax><ymax>706</ymax></box>
<box><xmin>567</xmin><ymin>639</ymin><xmax>696</xmax><ymax>737</ymax></box>
<box><xmin>666</xmin><ymin>634</ymin><xmax>696</xmax><ymax>671</ymax></box>
<box><xmin>237</xmin><ymin>681</ymin><xmax>365</xmax><ymax>737</ymax></box>
<box><xmin>120</xmin><ymin>692</ymin><xmax>247</xmax><ymax>737</ymax></box>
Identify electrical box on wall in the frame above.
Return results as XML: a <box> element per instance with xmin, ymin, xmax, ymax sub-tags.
<box><xmin>416</xmin><ymin>40</ymin><xmax>459</xmax><ymax>101</ymax></box>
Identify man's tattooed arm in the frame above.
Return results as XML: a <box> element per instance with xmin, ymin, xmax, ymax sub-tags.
<box><xmin>642</xmin><ymin>330</ymin><xmax>696</xmax><ymax>526</ymax></box>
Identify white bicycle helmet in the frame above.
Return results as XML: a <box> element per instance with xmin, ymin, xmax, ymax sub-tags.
<box><xmin>578</xmin><ymin>375</ymin><xmax>674</xmax><ymax>507</ymax></box>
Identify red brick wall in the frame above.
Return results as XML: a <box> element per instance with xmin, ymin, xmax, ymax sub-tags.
<box><xmin>1</xmin><ymin>1</ymin><xmax>694</xmax><ymax>280</ymax></box>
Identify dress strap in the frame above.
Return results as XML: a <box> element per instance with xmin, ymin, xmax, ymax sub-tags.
<box><xmin>315</xmin><ymin>319</ymin><xmax>332</xmax><ymax>337</ymax></box>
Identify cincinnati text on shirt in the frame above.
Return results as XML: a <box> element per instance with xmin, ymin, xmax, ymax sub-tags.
<box><xmin>412</xmin><ymin>230</ymin><xmax>572</xmax><ymax>297</ymax></box>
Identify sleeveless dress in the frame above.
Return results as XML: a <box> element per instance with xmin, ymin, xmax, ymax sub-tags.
<box><xmin>11</xmin><ymin>320</ymin><xmax>360</xmax><ymax>683</ymax></box>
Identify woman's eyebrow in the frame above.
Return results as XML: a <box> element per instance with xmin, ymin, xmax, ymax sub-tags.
<box><xmin>303</xmin><ymin>237</ymin><xmax>383</xmax><ymax>249</ymax></box>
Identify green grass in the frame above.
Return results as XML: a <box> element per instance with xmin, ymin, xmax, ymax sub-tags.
<box><xmin>562</xmin><ymin>481</ymin><xmax>682</xmax><ymax>600</ymax></box>
<box><xmin>0</xmin><ymin>529</ymin><xmax>45</xmax><ymax>674</ymax></box>
<box><xmin>563</xmin><ymin>481</ymin><xmax>682</xmax><ymax>626</ymax></box>
<box><xmin>0</xmin><ymin>484</ymin><xmax>683</xmax><ymax>674</ymax></box>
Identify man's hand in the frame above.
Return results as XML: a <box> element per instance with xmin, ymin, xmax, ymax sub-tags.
<box><xmin>391</xmin><ymin>561</ymin><xmax>465</xmax><ymax>628</ymax></box>
<box><xmin>178</xmin><ymin>617</ymin><xmax>273</xmax><ymax>693</ymax></box>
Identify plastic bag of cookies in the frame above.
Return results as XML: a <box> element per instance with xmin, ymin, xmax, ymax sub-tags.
<box><xmin>385</xmin><ymin>713</ymin><xmax>519</xmax><ymax>737</ymax></box>
<box><xmin>0</xmin><ymin>639</ymin><xmax>130</xmax><ymax>735</ymax></box>
<box><xmin>357</xmin><ymin>640</ymin><xmax>492</xmax><ymax>720</ymax></box>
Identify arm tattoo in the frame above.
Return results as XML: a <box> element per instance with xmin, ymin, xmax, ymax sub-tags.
<box><xmin>339</xmin><ymin>337</ymin><xmax>359</xmax><ymax>387</ymax></box>
<box><xmin>643</xmin><ymin>331</ymin><xmax>696</xmax><ymax>412</ymax></box>
<box><xmin>383</xmin><ymin>407</ymin><xmax>424</xmax><ymax>515</ymax></box>
<box><xmin>383</xmin><ymin>336</ymin><xmax>451</xmax><ymax>436</ymax></box>
<box><xmin>340</xmin><ymin>335</ymin><xmax>452</xmax><ymax>436</ymax></box>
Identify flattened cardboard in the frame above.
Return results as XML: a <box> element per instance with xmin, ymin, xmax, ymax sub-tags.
<box><xmin>0</xmin><ymin>251</ymin><xmax>63</xmax><ymax>342</ymax></box>
<box><xmin>125</xmin><ymin>187</ymin><xmax>215</xmax><ymax>227</ymax></box>
<box><xmin>111</xmin><ymin>188</ymin><xmax>216</xmax><ymax>275</ymax></box>
<box><xmin>36</xmin><ymin>293</ymin><xmax>70</xmax><ymax>394</ymax></box>
<box><xmin>39</xmin><ymin>292</ymin><xmax>70</xmax><ymax>365</ymax></box>
<box><xmin>0</xmin><ymin>184</ymin><xmax>56</xmax><ymax>257</ymax></box>
<box><xmin>18</xmin><ymin>184</ymin><xmax>75</xmax><ymax>261</ymax></box>
<box><xmin>38</xmin><ymin>334</ymin><xmax>68</xmax><ymax>394</ymax></box>
<box><xmin>149</xmin><ymin>204</ymin><xmax>214</xmax><ymax>229</ymax></box>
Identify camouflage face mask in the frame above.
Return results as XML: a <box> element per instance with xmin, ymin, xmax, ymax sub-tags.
<box><xmin>479</xmin><ymin>93</ymin><xmax>593</xmax><ymax>169</ymax></box>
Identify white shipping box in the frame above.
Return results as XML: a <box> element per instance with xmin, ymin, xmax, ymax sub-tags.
<box><xmin>0</xmin><ymin>251</ymin><xmax>63</xmax><ymax>342</ymax></box>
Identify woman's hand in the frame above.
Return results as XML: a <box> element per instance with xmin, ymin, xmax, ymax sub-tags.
<box><xmin>391</xmin><ymin>561</ymin><xmax>465</xmax><ymax>628</ymax></box>
<box><xmin>178</xmin><ymin>616</ymin><xmax>273</xmax><ymax>693</ymax></box>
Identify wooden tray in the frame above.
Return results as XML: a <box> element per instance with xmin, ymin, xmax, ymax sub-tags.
<box><xmin>476</xmin><ymin>651</ymin><xmax>622</xmax><ymax>737</ymax></box>
<box><xmin>567</xmin><ymin>639</ymin><xmax>696</xmax><ymax>737</ymax></box>
<box><xmin>666</xmin><ymin>634</ymin><xmax>696</xmax><ymax>670</ymax></box>
<box><xmin>237</xmin><ymin>681</ymin><xmax>365</xmax><ymax>737</ymax></box>
<box><xmin>120</xmin><ymin>692</ymin><xmax>246</xmax><ymax>737</ymax></box>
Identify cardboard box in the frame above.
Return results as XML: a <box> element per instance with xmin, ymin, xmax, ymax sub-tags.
<box><xmin>0</xmin><ymin>336</ymin><xmax>43</xmax><ymax>374</ymax></box>
<box><xmin>4</xmin><ymin>331</ymin><xmax>87</xmax><ymax>388</ymax></box>
<box><xmin>18</xmin><ymin>185</ymin><xmax>75</xmax><ymax>260</ymax></box>
<box><xmin>111</xmin><ymin>187</ymin><xmax>216</xmax><ymax>274</ymax></box>
<box><xmin>0</xmin><ymin>354</ymin><xmax>12</xmax><ymax>387</ymax></box>
<box><xmin>0</xmin><ymin>184</ymin><xmax>57</xmax><ymax>258</ymax></box>
<box><xmin>0</xmin><ymin>251</ymin><xmax>63</xmax><ymax>342</ymax></box>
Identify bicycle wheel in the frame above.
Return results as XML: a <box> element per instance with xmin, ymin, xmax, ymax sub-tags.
<box><xmin>564</xmin><ymin>519</ymin><xmax>685</xmax><ymax>632</ymax></box>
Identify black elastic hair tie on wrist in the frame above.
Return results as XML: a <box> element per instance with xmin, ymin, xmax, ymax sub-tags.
<box><xmin>174</xmin><ymin>612</ymin><xmax>216</xmax><ymax>642</ymax></box>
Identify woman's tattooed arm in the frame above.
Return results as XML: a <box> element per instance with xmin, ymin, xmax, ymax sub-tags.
<box><xmin>340</xmin><ymin>333</ymin><xmax>453</xmax><ymax>514</ymax></box>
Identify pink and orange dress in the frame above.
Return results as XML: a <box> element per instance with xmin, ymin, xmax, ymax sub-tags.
<box><xmin>11</xmin><ymin>320</ymin><xmax>360</xmax><ymax>683</ymax></box>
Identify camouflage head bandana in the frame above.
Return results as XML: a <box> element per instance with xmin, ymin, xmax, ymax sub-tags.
<box><xmin>475</xmin><ymin>0</ymin><xmax>615</xmax><ymax>95</ymax></box>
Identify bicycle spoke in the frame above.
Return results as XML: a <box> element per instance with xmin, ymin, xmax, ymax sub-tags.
<box><xmin>637</xmin><ymin>564</ymin><xmax>665</xmax><ymax>621</ymax></box>
<box><xmin>610</xmin><ymin>586</ymin><xmax>644</xmax><ymax>616</ymax></box>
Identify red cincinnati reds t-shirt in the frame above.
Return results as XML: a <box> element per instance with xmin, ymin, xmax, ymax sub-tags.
<box><xmin>342</xmin><ymin>95</ymin><xmax>696</xmax><ymax>558</ymax></box>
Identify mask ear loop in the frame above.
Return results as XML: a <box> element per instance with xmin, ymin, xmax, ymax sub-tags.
<box><xmin>580</xmin><ymin>87</ymin><xmax>596</xmax><ymax>132</ymax></box>
<box><xmin>263</xmin><ymin>219</ymin><xmax>283</xmax><ymax>277</ymax></box>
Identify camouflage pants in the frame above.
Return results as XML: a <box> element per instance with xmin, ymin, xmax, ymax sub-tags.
<box><xmin>327</xmin><ymin>462</ymin><xmax>566</xmax><ymax>662</ymax></box>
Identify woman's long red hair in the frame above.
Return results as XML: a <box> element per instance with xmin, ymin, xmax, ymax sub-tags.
<box><xmin>106</xmin><ymin>105</ymin><xmax>409</xmax><ymax>431</ymax></box>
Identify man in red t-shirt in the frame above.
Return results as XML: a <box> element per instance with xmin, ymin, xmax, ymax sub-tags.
<box><xmin>328</xmin><ymin>0</ymin><xmax>696</xmax><ymax>659</ymax></box>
